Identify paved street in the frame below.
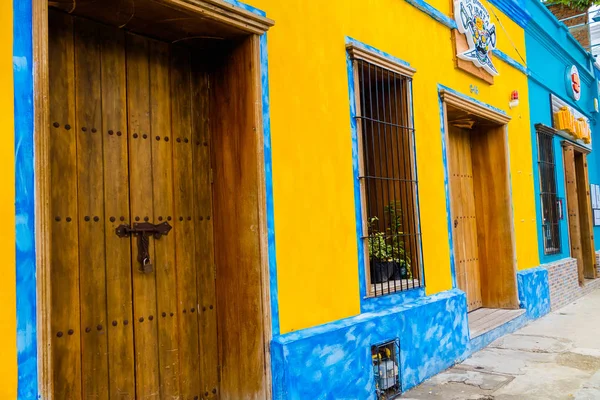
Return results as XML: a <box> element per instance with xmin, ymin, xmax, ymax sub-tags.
<box><xmin>402</xmin><ymin>288</ymin><xmax>600</xmax><ymax>400</ymax></box>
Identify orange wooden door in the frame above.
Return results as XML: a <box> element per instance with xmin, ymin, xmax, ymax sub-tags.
<box><xmin>448</xmin><ymin>126</ymin><xmax>483</xmax><ymax>311</ymax></box>
<box><xmin>48</xmin><ymin>10</ymin><xmax>219</xmax><ymax>399</ymax></box>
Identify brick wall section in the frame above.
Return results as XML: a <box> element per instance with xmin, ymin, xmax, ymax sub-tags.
<box><xmin>544</xmin><ymin>256</ymin><xmax>600</xmax><ymax>311</ymax></box>
<box><xmin>547</xmin><ymin>4</ymin><xmax>590</xmax><ymax>49</ymax></box>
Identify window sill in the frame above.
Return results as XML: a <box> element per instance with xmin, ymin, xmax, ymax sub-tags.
<box><xmin>360</xmin><ymin>281</ymin><xmax>425</xmax><ymax>313</ymax></box>
<box><xmin>368</xmin><ymin>279</ymin><xmax>423</xmax><ymax>298</ymax></box>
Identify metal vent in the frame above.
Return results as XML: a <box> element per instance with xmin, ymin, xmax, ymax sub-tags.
<box><xmin>372</xmin><ymin>339</ymin><xmax>401</xmax><ymax>399</ymax></box>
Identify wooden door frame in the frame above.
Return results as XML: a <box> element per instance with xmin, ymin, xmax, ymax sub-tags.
<box><xmin>440</xmin><ymin>89</ymin><xmax>519</xmax><ymax>309</ymax></box>
<box><xmin>33</xmin><ymin>1</ymin><xmax>274</xmax><ymax>398</ymax></box>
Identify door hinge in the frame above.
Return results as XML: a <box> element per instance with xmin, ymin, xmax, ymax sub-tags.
<box><xmin>210</xmin><ymin>168</ymin><xmax>214</xmax><ymax>184</ymax></box>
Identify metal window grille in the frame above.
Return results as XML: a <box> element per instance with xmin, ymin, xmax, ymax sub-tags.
<box><xmin>353</xmin><ymin>58</ymin><xmax>423</xmax><ymax>296</ymax></box>
<box><xmin>536</xmin><ymin>125</ymin><xmax>561</xmax><ymax>255</ymax></box>
<box><xmin>372</xmin><ymin>340</ymin><xmax>401</xmax><ymax>399</ymax></box>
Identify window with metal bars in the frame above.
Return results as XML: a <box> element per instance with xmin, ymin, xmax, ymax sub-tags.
<box><xmin>350</xmin><ymin>48</ymin><xmax>423</xmax><ymax>296</ymax></box>
<box><xmin>536</xmin><ymin>124</ymin><xmax>561</xmax><ymax>255</ymax></box>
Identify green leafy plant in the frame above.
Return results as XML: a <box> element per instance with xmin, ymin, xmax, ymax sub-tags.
<box><xmin>367</xmin><ymin>201</ymin><xmax>412</xmax><ymax>279</ymax></box>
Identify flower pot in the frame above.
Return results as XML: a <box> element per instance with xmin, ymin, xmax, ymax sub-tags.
<box><xmin>370</xmin><ymin>261</ymin><xmax>396</xmax><ymax>283</ymax></box>
<box><xmin>391</xmin><ymin>261</ymin><xmax>409</xmax><ymax>280</ymax></box>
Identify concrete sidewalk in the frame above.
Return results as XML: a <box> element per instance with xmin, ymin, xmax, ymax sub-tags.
<box><xmin>402</xmin><ymin>288</ymin><xmax>600</xmax><ymax>400</ymax></box>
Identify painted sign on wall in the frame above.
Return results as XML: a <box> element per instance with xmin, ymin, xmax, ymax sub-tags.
<box><xmin>551</xmin><ymin>94</ymin><xmax>591</xmax><ymax>146</ymax></box>
<box><xmin>566</xmin><ymin>65</ymin><xmax>581</xmax><ymax>102</ymax></box>
<box><xmin>454</xmin><ymin>0</ymin><xmax>498</xmax><ymax>76</ymax></box>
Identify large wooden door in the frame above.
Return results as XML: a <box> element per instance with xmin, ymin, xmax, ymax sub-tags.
<box><xmin>48</xmin><ymin>10</ymin><xmax>219</xmax><ymax>399</ymax></box>
<box><xmin>448</xmin><ymin>126</ymin><xmax>483</xmax><ymax>311</ymax></box>
<box><xmin>564</xmin><ymin>144</ymin><xmax>597</xmax><ymax>283</ymax></box>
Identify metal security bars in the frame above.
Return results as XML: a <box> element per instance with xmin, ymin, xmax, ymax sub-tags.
<box><xmin>353</xmin><ymin>56</ymin><xmax>423</xmax><ymax>296</ymax></box>
<box><xmin>536</xmin><ymin>124</ymin><xmax>561</xmax><ymax>255</ymax></box>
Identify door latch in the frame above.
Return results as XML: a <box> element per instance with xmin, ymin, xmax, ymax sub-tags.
<box><xmin>116</xmin><ymin>222</ymin><xmax>172</xmax><ymax>273</ymax></box>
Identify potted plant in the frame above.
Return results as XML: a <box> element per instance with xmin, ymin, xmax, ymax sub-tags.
<box><xmin>368</xmin><ymin>202</ymin><xmax>412</xmax><ymax>283</ymax></box>
<box><xmin>367</xmin><ymin>217</ymin><xmax>396</xmax><ymax>283</ymax></box>
<box><xmin>385</xmin><ymin>202</ymin><xmax>412</xmax><ymax>281</ymax></box>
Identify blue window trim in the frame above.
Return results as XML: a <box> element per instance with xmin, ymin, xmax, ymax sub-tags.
<box><xmin>345</xmin><ymin>36</ymin><xmax>426</xmax><ymax>313</ymax></box>
<box><xmin>437</xmin><ymin>84</ymin><xmax>511</xmax><ymax>289</ymax></box>
<box><xmin>14</xmin><ymin>1</ymin><xmax>278</xmax><ymax>398</ymax></box>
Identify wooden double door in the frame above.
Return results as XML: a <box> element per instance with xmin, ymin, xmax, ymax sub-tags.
<box><xmin>49</xmin><ymin>10</ymin><xmax>219</xmax><ymax>399</ymax></box>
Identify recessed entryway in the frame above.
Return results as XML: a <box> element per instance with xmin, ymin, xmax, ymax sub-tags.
<box><xmin>442</xmin><ymin>89</ymin><xmax>519</xmax><ymax>315</ymax></box>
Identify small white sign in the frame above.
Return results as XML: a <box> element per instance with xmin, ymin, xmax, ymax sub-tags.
<box><xmin>592</xmin><ymin>184</ymin><xmax>598</xmax><ymax>209</ymax></box>
<box><xmin>594</xmin><ymin>209</ymin><xmax>600</xmax><ymax>226</ymax></box>
<box><xmin>454</xmin><ymin>0</ymin><xmax>498</xmax><ymax>76</ymax></box>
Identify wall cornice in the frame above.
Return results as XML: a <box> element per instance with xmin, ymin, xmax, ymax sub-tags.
<box><xmin>526</xmin><ymin>19</ymin><xmax>594</xmax><ymax>86</ymax></box>
<box><xmin>487</xmin><ymin>0</ymin><xmax>531</xmax><ymax>28</ymax></box>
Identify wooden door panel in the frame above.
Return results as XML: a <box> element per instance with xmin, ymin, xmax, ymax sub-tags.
<box><xmin>126</xmin><ymin>33</ymin><xmax>161</xmax><ymax>397</ymax></box>
<box><xmin>575</xmin><ymin>153</ymin><xmax>596</xmax><ymax>279</ymax></box>
<box><xmin>49</xmin><ymin>10</ymin><xmax>82</xmax><ymax>399</ymax></box>
<box><xmin>563</xmin><ymin>145</ymin><xmax>584</xmax><ymax>285</ymax></box>
<box><xmin>73</xmin><ymin>18</ymin><xmax>110</xmax><ymax>400</ymax></box>
<box><xmin>100</xmin><ymin>25</ymin><xmax>135</xmax><ymax>399</ymax></box>
<box><xmin>448</xmin><ymin>126</ymin><xmax>482</xmax><ymax>311</ymax></box>
<box><xmin>191</xmin><ymin>53</ymin><xmax>220</xmax><ymax>397</ymax></box>
<box><xmin>149</xmin><ymin>39</ymin><xmax>181</xmax><ymax>399</ymax></box>
<box><xmin>471</xmin><ymin>126</ymin><xmax>518</xmax><ymax>308</ymax></box>
<box><xmin>171</xmin><ymin>45</ymin><xmax>203</xmax><ymax>399</ymax></box>
<box><xmin>212</xmin><ymin>36</ymin><xmax>267</xmax><ymax>400</ymax></box>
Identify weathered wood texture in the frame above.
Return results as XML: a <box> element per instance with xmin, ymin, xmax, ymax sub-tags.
<box><xmin>448</xmin><ymin>126</ymin><xmax>483</xmax><ymax>311</ymax></box>
<box><xmin>471</xmin><ymin>125</ymin><xmax>519</xmax><ymax>309</ymax></box>
<box><xmin>49</xmin><ymin>0</ymin><xmax>274</xmax><ymax>40</ymax></box>
<box><xmin>212</xmin><ymin>35</ymin><xmax>268</xmax><ymax>400</ymax></box>
<box><xmin>149</xmin><ymin>39</ymin><xmax>181</xmax><ymax>399</ymax></box>
<box><xmin>48</xmin><ymin>10</ymin><xmax>82</xmax><ymax>399</ymax></box>
<box><xmin>575</xmin><ymin>152</ymin><xmax>597</xmax><ymax>280</ymax></box>
<box><xmin>73</xmin><ymin>18</ymin><xmax>110</xmax><ymax>399</ymax></box>
<box><xmin>191</xmin><ymin>52</ymin><xmax>221</xmax><ymax>397</ymax></box>
<box><xmin>563</xmin><ymin>144</ymin><xmax>585</xmax><ymax>285</ymax></box>
<box><xmin>34</xmin><ymin>0</ymin><xmax>53</xmax><ymax>396</ymax></box>
<box><xmin>49</xmin><ymin>13</ymin><xmax>227</xmax><ymax>399</ymax></box>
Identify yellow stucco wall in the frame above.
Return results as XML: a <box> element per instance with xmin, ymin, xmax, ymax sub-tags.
<box><xmin>2</xmin><ymin>0</ymin><xmax>17</xmax><ymax>398</ymax></box>
<box><xmin>247</xmin><ymin>0</ymin><xmax>540</xmax><ymax>333</ymax></box>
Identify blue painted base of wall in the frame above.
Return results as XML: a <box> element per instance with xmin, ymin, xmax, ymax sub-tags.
<box><xmin>517</xmin><ymin>267</ymin><xmax>551</xmax><ymax>320</ymax></box>
<box><xmin>271</xmin><ymin>290</ymin><xmax>469</xmax><ymax>400</ymax></box>
<box><xmin>271</xmin><ymin>268</ymin><xmax>552</xmax><ymax>400</ymax></box>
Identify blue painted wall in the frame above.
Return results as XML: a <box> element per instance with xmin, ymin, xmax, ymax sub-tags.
<box><xmin>272</xmin><ymin>290</ymin><xmax>469</xmax><ymax>400</ymax></box>
<box><xmin>14</xmin><ymin>0</ymin><xmax>38</xmax><ymax>398</ymax></box>
<box><xmin>525</xmin><ymin>0</ymin><xmax>600</xmax><ymax>264</ymax></box>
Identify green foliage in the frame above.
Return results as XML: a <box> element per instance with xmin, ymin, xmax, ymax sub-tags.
<box><xmin>548</xmin><ymin>0</ymin><xmax>594</xmax><ymax>12</ymax></box>
<box><xmin>367</xmin><ymin>201</ymin><xmax>412</xmax><ymax>275</ymax></box>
